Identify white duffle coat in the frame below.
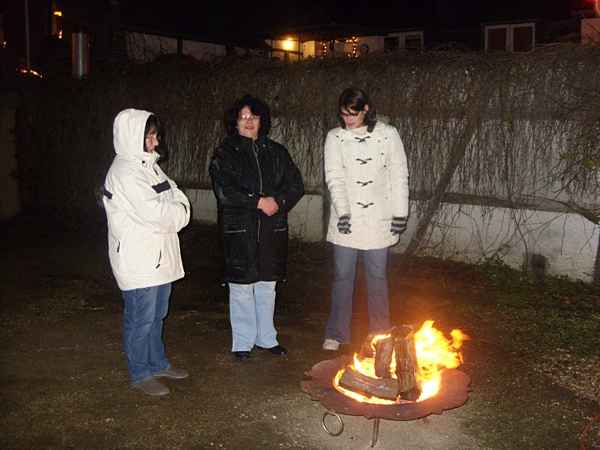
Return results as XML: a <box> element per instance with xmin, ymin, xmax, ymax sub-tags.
<box><xmin>103</xmin><ymin>109</ymin><xmax>190</xmax><ymax>291</ymax></box>
<box><xmin>324</xmin><ymin>121</ymin><xmax>409</xmax><ymax>250</ymax></box>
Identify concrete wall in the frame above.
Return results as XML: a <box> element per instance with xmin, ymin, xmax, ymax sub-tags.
<box><xmin>0</xmin><ymin>92</ymin><xmax>20</xmax><ymax>220</ymax></box>
<box><xmin>396</xmin><ymin>202</ymin><xmax>599</xmax><ymax>282</ymax></box>
<box><xmin>186</xmin><ymin>188</ymin><xmax>599</xmax><ymax>282</ymax></box>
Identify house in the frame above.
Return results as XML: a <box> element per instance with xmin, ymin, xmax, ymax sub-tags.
<box><xmin>265</xmin><ymin>23</ymin><xmax>425</xmax><ymax>61</ymax></box>
<box><xmin>265</xmin><ymin>1</ymin><xmax>599</xmax><ymax>60</ymax></box>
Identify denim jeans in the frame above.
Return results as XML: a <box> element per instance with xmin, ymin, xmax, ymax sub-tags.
<box><xmin>228</xmin><ymin>281</ymin><xmax>278</xmax><ymax>352</ymax></box>
<box><xmin>122</xmin><ymin>283</ymin><xmax>171</xmax><ymax>383</ymax></box>
<box><xmin>325</xmin><ymin>245</ymin><xmax>391</xmax><ymax>344</ymax></box>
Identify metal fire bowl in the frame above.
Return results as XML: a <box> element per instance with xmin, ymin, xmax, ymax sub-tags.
<box><xmin>301</xmin><ymin>356</ymin><xmax>471</xmax><ymax>421</ymax></box>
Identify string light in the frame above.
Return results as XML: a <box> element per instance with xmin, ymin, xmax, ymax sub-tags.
<box><xmin>320</xmin><ymin>37</ymin><xmax>359</xmax><ymax>58</ymax></box>
<box><xmin>344</xmin><ymin>36</ymin><xmax>359</xmax><ymax>58</ymax></box>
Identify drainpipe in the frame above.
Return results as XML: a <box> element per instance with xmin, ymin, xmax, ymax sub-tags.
<box><xmin>24</xmin><ymin>0</ymin><xmax>31</xmax><ymax>71</ymax></box>
<box><xmin>594</xmin><ymin>232</ymin><xmax>600</xmax><ymax>284</ymax></box>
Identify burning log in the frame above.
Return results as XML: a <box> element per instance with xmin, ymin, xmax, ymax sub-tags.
<box><xmin>331</xmin><ymin>321</ymin><xmax>467</xmax><ymax>405</ymax></box>
<box><xmin>339</xmin><ymin>365</ymin><xmax>399</xmax><ymax>400</ymax></box>
<box><xmin>374</xmin><ymin>334</ymin><xmax>395</xmax><ymax>378</ymax></box>
<box><xmin>394</xmin><ymin>325</ymin><xmax>421</xmax><ymax>401</ymax></box>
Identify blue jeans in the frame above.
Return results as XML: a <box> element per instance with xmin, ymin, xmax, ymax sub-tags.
<box><xmin>228</xmin><ymin>281</ymin><xmax>278</xmax><ymax>352</ymax></box>
<box><xmin>122</xmin><ymin>283</ymin><xmax>171</xmax><ymax>383</ymax></box>
<box><xmin>325</xmin><ymin>245</ymin><xmax>391</xmax><ymax>344</ymax></box>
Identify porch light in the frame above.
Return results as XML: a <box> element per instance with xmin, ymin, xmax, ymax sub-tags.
<box><xmin>282</xmin><ymin>37</ymin><xmax>295</xmax><ymax>51</ymax></box>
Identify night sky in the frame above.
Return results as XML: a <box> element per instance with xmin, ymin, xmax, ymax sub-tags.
<box><xmin>0</xmin><ymin>0</ymin><xmax>592</xmax><ymax>63</ymax></box>
<box><xmin>117</xmin><ymin>0</ymin><xmax>577</xmax><ymax>34</ymax></box>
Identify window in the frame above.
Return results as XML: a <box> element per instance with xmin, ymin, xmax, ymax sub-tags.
<box><xmin>384</xmin><ymin>37</ymin><xmax>399</xmax><ymax>52</ymax></box>
<box><xmin>484</xmin><ymin>23</ymin><xmax>535</xmax><ymax>52</ymax></box>
<box><xmin>405</xmin><ymin>34</ymin><xmax>423</xmax><ymax>50</ymax></box>
<box><xmin>385</xmin><ymin>31</ymin><xmax>424</xmax><ymax>52</ymax></box>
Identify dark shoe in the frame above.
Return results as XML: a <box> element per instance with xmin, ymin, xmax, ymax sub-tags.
<box><xmin>133</xmin><ymin>378</ymin><xmax>170</xmax><ymax>396</ymax></box>
<box><xmin>233</xmin><ymin>351</ymin><xmax>251</xmax><ymax>361</ymax></box>
<box><xmin>154</xmin><ymin>367</ymin><xmax>189</xmax><ymax>379</ymax></box>
<box><xmin>257</xmin><ymin>345</ymin><xmax>288</xmax><ymax>356</ymax></box>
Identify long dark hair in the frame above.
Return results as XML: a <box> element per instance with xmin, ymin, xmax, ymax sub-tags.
<box><xmin>337</xmin><ymin>87</ymin><xmax>377</xmax><ymax>132</ymax></box>
<box><xmin>224</xmin><ymin>94</ymin><xmax>271</xmax><ymax>137</ymax></box>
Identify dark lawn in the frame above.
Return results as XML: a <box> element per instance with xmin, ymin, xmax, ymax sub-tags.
<box><xmin>0</xmin><ymin>216</ymin><xmax>598</xmax><ymax>449</ymax></box>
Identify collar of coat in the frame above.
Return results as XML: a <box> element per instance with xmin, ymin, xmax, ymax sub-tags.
<box><xmin>335</xmin><ymin>121</ymin><xmax>387</xmax><ymax>139</ymax></box>
<box><xmin>224</xmin><ymin>133</ymin><xmax>269</xmax><ymax>151</ymax></box>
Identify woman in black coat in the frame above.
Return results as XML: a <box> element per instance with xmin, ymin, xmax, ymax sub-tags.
<box><xmin>210</xmin><ymin>94</ymin><xmax>304</xmax><ymax>360</ymax></box>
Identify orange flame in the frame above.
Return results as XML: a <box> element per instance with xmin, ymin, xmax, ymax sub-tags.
<box><xmin>333</xmin><ymin>321</ymin><xmax>468</xmax><ymax>404</ymax></box>
<box><xmin>414</xmin><ymin>320</ymin><xmax>468</xmax><ymax>400</ymax></box>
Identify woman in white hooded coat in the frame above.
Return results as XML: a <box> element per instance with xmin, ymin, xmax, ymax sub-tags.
<box><xmin>103</xmin><ymin>109</ymin><xmax>190</xmax><ymax>396</ymax></box>
<box><xmin>322</xmin><ymin>88</ymin><xmax>409</xmax><ymax>351</ymax></box>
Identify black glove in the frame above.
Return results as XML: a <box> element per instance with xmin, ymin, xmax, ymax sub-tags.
<box><xmin>337</xmin><ymin>215</ymin><xmax>352</xmax><ymax>234</ymax></box>
<box><xmin>391</xmin><ymin>216</ymin><xmax>408</xmax><ymax>235</ymax></box>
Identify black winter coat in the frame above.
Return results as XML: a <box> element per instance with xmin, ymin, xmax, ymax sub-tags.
<box><xmin>209</xmin><ymin>134</ymin><xmax>304</xmax><ymax>284</ymax></box>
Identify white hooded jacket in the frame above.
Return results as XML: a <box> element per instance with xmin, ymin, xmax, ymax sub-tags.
<box><xmin>325</xmin><ymin>121</ymin><xmax>409</xmax><ymax>250</ymax></box>
<box><xmin>103</xmin><ymin>109</ymin><xmax>190</xmax><ymax>290</ymax></box>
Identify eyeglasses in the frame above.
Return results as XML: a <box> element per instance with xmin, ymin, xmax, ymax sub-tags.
<box><xmin>239</xmin><ymin>114</ymin><xmax>259</xmax><ymax>121</ymax></box>
<box><xmin>340</xmin><ymin>109</ymin><xmax>364</xmax><ymax>117</ymax></box>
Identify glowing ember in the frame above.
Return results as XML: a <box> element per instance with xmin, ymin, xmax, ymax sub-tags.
<box><xmin>333</xmin><ymin>321</ymin><xmax>468</xmax><ymax>404</ymax></box>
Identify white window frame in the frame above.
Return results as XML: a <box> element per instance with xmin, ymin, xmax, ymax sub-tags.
<box><xmin>387</xmin><ymin>31</ymin><xmax>424</xmax><ymax>50</ymax></box>
<box><xmin>484</xmin><ymin>22</ymin><xmax>535</xmax><ymax>52</ymax></box>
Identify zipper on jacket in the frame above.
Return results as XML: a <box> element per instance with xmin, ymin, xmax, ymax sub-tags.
<box><xmin>252</xmin><ymin>142</ymin><xmax>264</xmax><ymax>243</ymax></box>
<box><xmin>155</xmin><ymin>250</ymin><xmax>162</xmax><ymax>269</ymax></box>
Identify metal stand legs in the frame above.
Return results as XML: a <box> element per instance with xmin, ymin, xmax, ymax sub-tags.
<box><xmin>321</xmin><ymin>411</ymin><xmax>381</xmax><ymax>447</ymax></box>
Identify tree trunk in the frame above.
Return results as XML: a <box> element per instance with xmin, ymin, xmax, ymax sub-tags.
<box><xmin>404</xmin><ymin>83</ymin><xmax>491</xmax><ymax>257</ymax></box>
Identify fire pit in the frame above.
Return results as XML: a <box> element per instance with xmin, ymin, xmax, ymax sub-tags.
<box><xmin>301</xmin><ymin>321</ymin><xmax>471</xmax><ymax>447</ymax></box>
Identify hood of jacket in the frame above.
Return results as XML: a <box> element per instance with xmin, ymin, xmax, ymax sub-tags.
<box><xmin>113</xmin><ymin>108</ymin><xmax>153</xmax><ymax>159</ymax></box>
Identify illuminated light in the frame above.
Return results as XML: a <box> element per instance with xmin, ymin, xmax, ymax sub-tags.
<box><xmin>2</xmin><ymin>41</ymin><xmax>6</xmax><ymax>48</ymax></box>
<box><xmin>344</xmin><ymin>36</ymin><xmax>360</xmax><ymax>58</ymax></box>
<box><xmin>282</xmin><ymin>38</ymin><xmax>295</xmax><ymax>51</ymax></box>
<box><xmin>18</xmin><ymin>68</ymin><xmax>44</xmax><ymax>78</ymax></box>
<box><xmin>58</xmin><ymin>30</ymin><xmax>63</xmax><ymax>39</ymax></box>
<box><xmin>53</xmin><ymin>10</ymin><xmax>63</xmax><ymax>17</ymax></box>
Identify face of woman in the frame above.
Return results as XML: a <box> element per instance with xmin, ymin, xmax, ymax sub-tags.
<box><xmin>340</xmin><ymin>104</ymin><xmax>369</xmax><ymax>129</ymax></box>
<box><xmin>144</xmin><ymin>128</ymin><xmax>159</xmax><ymax>153</ymax></box>
<box><xmin>237</xmin><ymin>106</ymin><xmax>260</xmax><ymax>140</ymax></box>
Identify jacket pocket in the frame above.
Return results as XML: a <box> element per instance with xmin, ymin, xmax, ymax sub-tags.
<box><xmin>113</xmin><ymin>229</ymin><xmax>162</xmax><ymax>274</ymax></box>
<box><xmin>223</xmin><ymin>224</ymin><xmax>248</xmax><ymax>271</ymax></box>
<box><xmin>270</xmin><ymin>222</ymin><xmax>288</xmax><ymax>277</ymax></box>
